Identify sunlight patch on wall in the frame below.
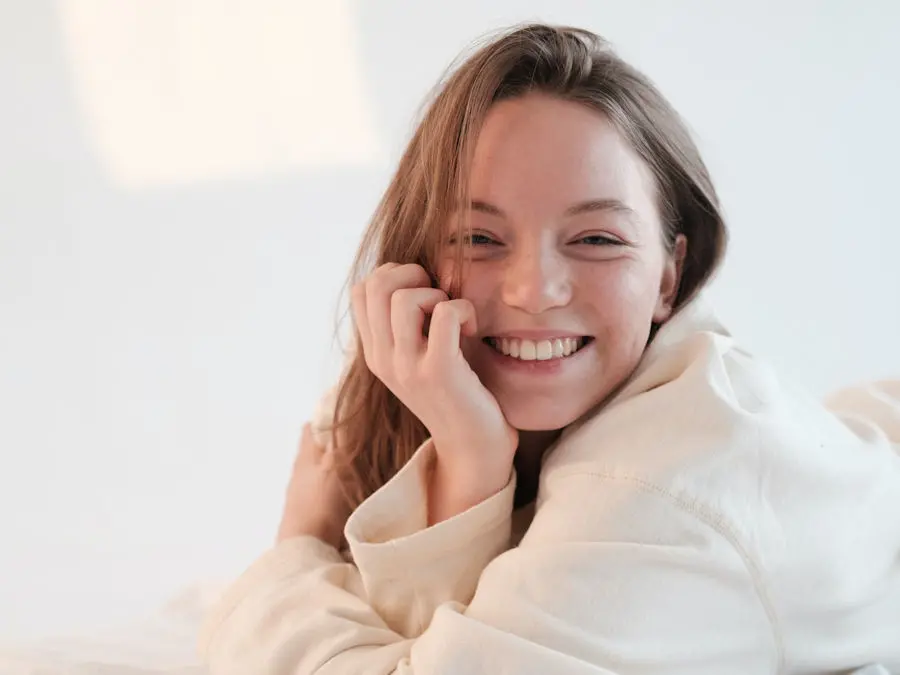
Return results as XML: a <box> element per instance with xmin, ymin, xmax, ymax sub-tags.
<box><xmin>57</xmin><ymin>0</ymin><xmax>383</xmax><ymax>190</ymax></box>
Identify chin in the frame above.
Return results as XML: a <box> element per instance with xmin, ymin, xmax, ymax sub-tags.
<box><xmin>500</xmin><ymin>399</ymin><xmax>588</xmax><ymax>432</ymax></box>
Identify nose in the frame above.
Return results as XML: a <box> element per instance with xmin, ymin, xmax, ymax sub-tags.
<box><xmin>501</xmin><ymin>241</ymin><xmax>572</xmax><ymax>314</ymax></box>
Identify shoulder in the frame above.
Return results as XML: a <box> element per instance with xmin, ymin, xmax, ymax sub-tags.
<box><xmin>545</xmin><ymin>298</ymin><xmax>802</xmax><ymax>478</ymax></box>
<box><xmin>540</xmin><ymin>298</ymin><xmax>894</xmax><ymax>547</ymax></box>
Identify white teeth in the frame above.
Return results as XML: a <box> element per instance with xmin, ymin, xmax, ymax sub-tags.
<box><xmin>489</xmin><ymin>337</ymin><xmax>585</xmax><ymax>361</ymax></box>
<box><xmin>552</xmin><ymin>338</ymin><xmax>565</xmax><ymax>358</ymax></box>
<box><xmin>509</xmin><ymin>340</ymin><xmax>520</xmax><ymax>358</ymax></box>
<box><xmin>520</xmin><ymin>341</ymin><xmax>537</xmax><ymax>361</ymax></box>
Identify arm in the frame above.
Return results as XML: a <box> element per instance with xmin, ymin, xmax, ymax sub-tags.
<box><xmin>340</xmin><ymin>438</ymin><xmax>515</xmax><ymax>638</ymax></box>
<box><xmin>199</xmin><ymin>437</ymin><xmax>516</xmax><ymax>673</ymax></box>
<box><xmin>199</xmin><ymin>472</ymin><xmax>777</xmax><ymax>675</ymax></box>
<box><xmin>281</xmin><ymin>378</ymin><xmax>517</xmax><ymax>636</ymax></box>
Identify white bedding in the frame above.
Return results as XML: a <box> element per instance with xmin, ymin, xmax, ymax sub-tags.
<box><xmin>0</xmin><ymin>582</ymin><xmax>894</xmax><ymax>675</ymax></box>
<box><xmin>2</xmin><ymin>383</ymin><xmax>896</xmax><ymax>675</ymax></box>
<box><xmin>0</xmin><ymin>582</ymin><xmax>225</xmax><ymax>675</ymax></box>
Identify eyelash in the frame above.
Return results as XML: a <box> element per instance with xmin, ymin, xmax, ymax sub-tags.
<box><xmin>468</xmin><ymin>233</ymin><xmax>498</xmax><ymax>246</ymax></box>
<box><xmin>576</xmin><ymin>235</ymin><xmax>621</xmax><ymax>247</ymax></box>
<box><xmin>447</xmin><ymin>233</ymin><xmax>497</xmax><ymax>247</ymax></box>
<box><xmin>451</xmin><ymin>234</ymin><xmax>622</xmax><ymax>247</ymax></box>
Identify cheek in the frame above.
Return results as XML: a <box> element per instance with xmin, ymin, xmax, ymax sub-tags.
<box><xmin>580</xmin><ymin>259</ymin><xmax>659</xmax><ymax>306</ymax></box>
<box><xmin>578</xmin><ymin>261</ymin><xmax>661</xmax><ymax>338</ymax></box>
<box><xmin>446</xmin><ymin>268</ymin><xmax>499</xmax><ymax>361</ymax></box>
<box><xmin>438</xmin><ymin>259</ymin><xmax>494</xmax><ymax>304</ymax></box>
<box><xmin>436</xmin><ymin>258</ymin><xmax>477</xmax><ymax>296</ymax></box>
<box><xmin>457</xmin><ymin>277</ymin><xmax>497</xmax><ymax>322</ymax></box>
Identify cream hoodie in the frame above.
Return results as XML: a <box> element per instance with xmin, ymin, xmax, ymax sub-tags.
<box><xmin>198</xmin><ymin>299</ymin><xmax>900</xmax><ymax>674</ymax></box>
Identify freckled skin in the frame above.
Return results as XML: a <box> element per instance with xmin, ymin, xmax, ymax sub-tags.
<box><xmin>439</xmin><ymin>94</ymin><xmax>684</xmax><ymax>432</ymax></box>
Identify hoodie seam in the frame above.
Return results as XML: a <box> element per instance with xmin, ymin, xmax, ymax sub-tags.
<box><xmin>561</xmin><ymin>469</ymin><xmax>785</xmax><ymax>674</ymax></box>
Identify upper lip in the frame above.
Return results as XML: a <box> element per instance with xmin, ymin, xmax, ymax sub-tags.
<box><xmin>484</xmin><ymin>330</ymin><xmax>589</xmax><ymax>340</ymax></box>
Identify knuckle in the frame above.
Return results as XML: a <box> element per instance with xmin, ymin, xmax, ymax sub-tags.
<box><xmin>378</xmin><ymin>262</ymin><xmax>402</xmax><ymax>280</ymax></box>
<box><xmin>365</xmin><ymin>273</ymin><xmax>385</xmax><ymax>297</ymax></box>
<box><xmin>432</xmin><ymin>300</ymin><xmax>455</xmax><ymax>321</ymax></box>
<box><xmin>390</xmin><ymin>287</ymin><xmax>410</xmax><ymax>311</ymax></box>
<box><xmin>370</xmin><ymin>264</ymin><xmax>396</xmax><ymax>286</ymax></box>
<box><xmin>373</xmin><ymin>262</ymin><xmax>397</xmax><ymax>277</ymax></box>
<box><xmin>368</xmin><ymin>263</ymin><xmax>434</xmax><ymax>297</ymax></box>
<box><xmin>409</xmin><ymin>263</ymin><xmax>431</xmax><ymax>281</ymax></box>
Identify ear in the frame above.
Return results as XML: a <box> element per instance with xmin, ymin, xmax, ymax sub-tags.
<box><xmin>653</xmin><ymin>234</ymin><xmax>687</xmax><ymax>323</ymax></box>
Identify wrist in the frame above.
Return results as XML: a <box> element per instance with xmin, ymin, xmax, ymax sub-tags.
<box><xmin>426</xmin><ymin>447</ymin><xmax>512</xmax><ymax>526</ymax></box>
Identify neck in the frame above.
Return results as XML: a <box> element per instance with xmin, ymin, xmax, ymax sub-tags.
<box><xmin>513</xmin><ymin>429</ymin><xmax>561</xmax><ymax>508</ymax></box>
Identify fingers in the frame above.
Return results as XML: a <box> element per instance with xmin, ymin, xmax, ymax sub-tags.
<box><xmin>352</xmin><ymin>264</ymin><xmax>478</xmax><ymax>391</ymax></box>
<box><xmin>427</xmin><ymin>298</ymin><xmax>477</xmax><ymax>362</ymax></box>
<box><xmin>366</xmin><ymin>264</ymin><xmax>431</xmax><ymax>353</ymax></box>
<box><xmin>390</xmin><ymin>287</ymin><xmax>449</xmax><ymax>355</ymax></box>
<box><xmin>354</xmin><ymin>264</ymin><xmax>432</xmax><ymax>370</ymax></box>
<box><xmin>351</xmin><ymin>263</ymin><xmax>406</xmax><ymax>359</ymax></box>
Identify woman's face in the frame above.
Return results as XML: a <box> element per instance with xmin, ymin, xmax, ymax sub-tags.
<box><xmin>439</xmin><ymin>93</ymin><xmax>685</xmax><ymax>431</ymax></box>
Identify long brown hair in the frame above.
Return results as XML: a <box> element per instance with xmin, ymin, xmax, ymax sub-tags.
<box><xmin>327</xmin><ymin>23</ymin><xmax>728</xmax><ymax>510</ymax></box>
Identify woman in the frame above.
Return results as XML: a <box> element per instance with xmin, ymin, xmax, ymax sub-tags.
<box><xmin>198</xmin><ymin>24</ymin><xmax>900</xmax><ymax>674</ymax></box>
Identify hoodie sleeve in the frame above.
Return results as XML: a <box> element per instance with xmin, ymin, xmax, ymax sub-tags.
<box><xmin>197</xmin><ymin>464</ymin><xmax>777</xmax><ymax>675</ymax></box>
<box><xmin>197</xmin><ymin>434</ymin><xmax>517</xmax><ymax>674</ymax></box>
<box><xmin>306</xmin><ymin>383</ymin><xmax>517</xmax><ymax>638</ymax></box>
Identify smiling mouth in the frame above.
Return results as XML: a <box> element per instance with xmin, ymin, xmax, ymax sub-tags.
<box><xmin>482</xmin><ymin>336</ymin><xmax>594</xmax><ymax>361</ymax></box>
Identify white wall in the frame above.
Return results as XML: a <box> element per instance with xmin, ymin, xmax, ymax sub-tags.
<box><xmin>1</xmin><ymin>0</ymin><xmax>897</xmax><ymax>641</ymax></box>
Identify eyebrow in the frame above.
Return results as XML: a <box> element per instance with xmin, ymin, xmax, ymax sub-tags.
<box><xmin>470</xmin><ymin>198</ymin><xmax>636</xmax><ymax>218</ymax></box>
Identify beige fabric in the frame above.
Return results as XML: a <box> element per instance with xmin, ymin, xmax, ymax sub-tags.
<box><xmin>198</xmin><ymin>297</ymin><xmax>900</xmax><ymax>674</ymax></box>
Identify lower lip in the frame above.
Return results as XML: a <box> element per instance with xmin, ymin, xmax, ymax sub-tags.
<box><xmin>482</xmin><ymin>339</ymin><xmax>593</xmax><ymax>375</ymax></box>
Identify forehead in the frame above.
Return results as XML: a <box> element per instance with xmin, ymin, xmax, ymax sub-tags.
<box><xmin>469</xmin><ymin>94</ymin><xmax>657</xmax><ymax>213</ymax></box>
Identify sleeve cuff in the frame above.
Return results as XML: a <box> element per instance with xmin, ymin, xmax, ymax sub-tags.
<box><xmin>345</xmin><ymin>438</ymin><xmax>516</xmax><ymax>578</ymax></box>
<box><xmin>341</xmin><ymin>438</ymin><xmax>515</xmax><ymax>637</ymax></box>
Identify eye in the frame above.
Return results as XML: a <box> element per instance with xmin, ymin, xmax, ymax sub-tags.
<box><xmin>575</xmin><ymin>234</ymin><xmax>622</xmax><ymax>246</ymax></box>
<box><xmin>468</xmin><ymin>233</ymin><xmax>499</xmax><ymax>246</ymax></box>
<box><xmin>448</xmin><ymin>232</ymin><xmax>500</xmax><ymax>247</ymax></box>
